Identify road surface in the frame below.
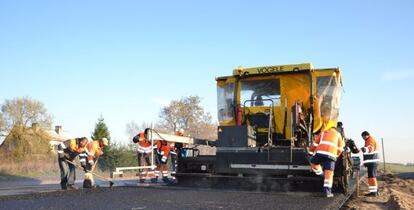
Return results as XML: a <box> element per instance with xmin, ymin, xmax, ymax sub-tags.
<box><xmin>0</xmin><ymin>181</ymin><xmax>354</xmax><ymax>210</ymax></box>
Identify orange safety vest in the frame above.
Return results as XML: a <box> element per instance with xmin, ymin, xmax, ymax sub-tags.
<box><xmin>85</xmin><ymin>141</ymin><xmax>103</xmax><ymax>162</ymax></box>
<box><xmin>137</xmin><ymin>140</ymin><xmax>153</xmax><ymax>154</ymax></box>
<box><xmin>155</xmin><ymin>140</ymin><xmax>170</xmax><ymax>163</ymax></box>
<box><xmin>60</xmin><ymin>139</ymin><xmax>86</xmax><ymax>154</ymax></box>
<box><xmin>309</xmin><ymin>128</ymin><xmax>345</xmax><ymax>161</ymax></box>
<box><xmin>362</xmin><ymin>136</ymin><xmax>380</xmax><ymax>164</ymax></box>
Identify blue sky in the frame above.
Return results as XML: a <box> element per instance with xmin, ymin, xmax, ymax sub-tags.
<box><xmin>1</xmin><ymin>0</ymin><xmax>413</xmax><ymax>163</ymax></box>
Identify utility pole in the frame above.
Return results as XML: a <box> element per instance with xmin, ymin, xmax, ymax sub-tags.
<box><xmin>381</xmin><ymin>138</ymin><xmax>386</xmax><ymax>173</ymax></box>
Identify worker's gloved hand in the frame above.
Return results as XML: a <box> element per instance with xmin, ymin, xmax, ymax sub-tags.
<box><xmin>360</xmin><ymin>147</ymin><xmax>366</xmax><ymax>153</ymax></box>
<box><xmin>88</xmin><ymin>160</ymin><xmax>94</xmax><ymax>166</ymax></box>
<box><xmin>132</xmin><ymin>136</ymin><xmax>140</xmax><ymax>143</ymax></box>
<box><xmin>161</xmin><ymin>156</ymin><xmax>167</xmax><ymax>164</ymax></box>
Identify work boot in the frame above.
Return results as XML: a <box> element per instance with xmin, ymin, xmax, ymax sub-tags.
<box><xmin>67</xmin><ymin>185</ymin><xmax>77</xmax><ymax>190</ymax></box>
<box><xmin>326</xmin><ymin>191</ymin><xmax>334</xmax><ymax>198</ymax></box>
<box><xmin>365</xmin><ymin>192</ymin><xmax>379</xmax><ymax>197</ymax></box>
<box><xmin>169</xmin><ymin>177</ymin><xmax>177</xmax><ymax>185</ymax></box>
<box><xmin>324</xmin><ymin>187</ymin><xmax>334</xmax><ymax>198</ymax></box>
<box><xmin>162</xmin><ymin>177</ymin><xmax>170</xmax><ymax>183</ymax></box>
<box><xmin>150</xmin><ymin>177</ymin><xmax>158</xmax><ymax>183</ymax></box>
<box><xmin>83</xmin><ymin>179</ymin><xmax>93</xmax><ymax>189</ymax></box>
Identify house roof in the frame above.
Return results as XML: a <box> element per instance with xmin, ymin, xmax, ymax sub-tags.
<box><xmin>46</xmin><ymin>129</ymin><xmax>75</xmax><ymax>143</ymax></box>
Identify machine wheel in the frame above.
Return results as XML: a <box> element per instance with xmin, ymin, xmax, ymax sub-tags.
<box><xmin>339</xmin><ymin>173</ymin><xmax>349</xmax><ymax>194</ymax></box>
<box><xmin>334</xmin><ymin>151</ymin><xmax>351</xmax><ymax>194</ymax></box>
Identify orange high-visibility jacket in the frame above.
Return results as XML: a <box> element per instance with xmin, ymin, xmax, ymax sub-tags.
<box><xmin>137</xmin><ymin>140</ymin><xmax>153</xmax><ymax>154</ymax></box>
<box><xmin>309</xmin><ymin>128</ymin><xmax>345</xmax><ymax>161</ymax></box>
<box><xmin>155</xmin><ymin>140</ymin><xmax>170</xmax><ymax>164</ymax></box>
<box><xmin>59</xmin><ymin>139</ymin><xmax>86</xmax><ymax>154</ymax></box>
<box><xmin>362</xmin><ymin>136</ymin><xmax>380</xmax><ymax>164</ymax></box>
<box><xmin>85</xmin><ymin>141</ymin><xmax>103</xmax><ymax>162</ymax></box>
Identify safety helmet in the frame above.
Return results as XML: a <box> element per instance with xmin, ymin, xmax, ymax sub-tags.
<box><xmin>101</xmin><ymin>137</ymin><xmax>109</xmax><ymax>146</ymax></box>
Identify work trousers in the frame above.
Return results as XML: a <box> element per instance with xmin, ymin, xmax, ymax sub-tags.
<box><xmin>58</xmin><ymin>157</ymin><xmax>76</xmax><ymax>189</ymax></box>
<box><xmin>366</xmin><ymin>162</ymin><xmax>378</xmax><ymax>193</ymax></box>
<box><xmin>138</xmin><ymin>153</ymin><xmax>151</xmax><ymax>170</ymax></box>
<box><xmin>310</xmin><ymin>154</ymin><xmax>336</xmax><ymax>192</ymax></box>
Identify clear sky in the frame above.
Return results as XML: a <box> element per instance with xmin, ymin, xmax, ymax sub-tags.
<box><xmin>1</xmin><ymin>0</ymin><xmax>413</xmax><ymax>163</ymax></box>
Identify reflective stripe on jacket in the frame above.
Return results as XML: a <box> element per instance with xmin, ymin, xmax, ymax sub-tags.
<box><xmin>155</xmin><ymin>140</ymin><xmax>170</xmax><ymax>163</ymax></box>
<box><xmin>309</xmin><ymin>128</ymin><xmax>345</xmax><ymax>161</ymax></box>
<box><xmin>137</xmin><ymin>141</ymin><xmax>153</xmax><ymax>154</ymax></box>
<box><xmin>363</xmin><ymin>136</ymin><xmax>380</xmax><ymax>164</ymax></box>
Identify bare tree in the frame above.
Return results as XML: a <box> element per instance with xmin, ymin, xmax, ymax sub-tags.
<box><xmin>0</xmin><ymin>112</ymin><xmax>5</xmax><ymax>134</ymax></box>
<box><xmin>125</xmin><ymin>121</ymin><xmax>151</xmax><ymax>140</ymax></box>
<box><xmin>187</xmin><ymin>114</ymin><xmax>217</xmax><ymax>140</ymax></box>
<box><xmin>0</xmin><ymin>112</ymin><xmax>6</xmax><ymax>144</ymax></box>
<box><xmin>158</xmin><ymin>96</ymin><xmax>217</xmax><ymax>140</ymax></box>
<box><xmin>0</xmin><ymin>97</ymin><xmax>53</xmax><ymax>134</ymax></box>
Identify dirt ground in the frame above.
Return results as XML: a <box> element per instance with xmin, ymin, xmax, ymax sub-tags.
<box><xmin>343</xmin><ymin>173</ymin><xmax>414</xmax><ymax>210</ymax></box>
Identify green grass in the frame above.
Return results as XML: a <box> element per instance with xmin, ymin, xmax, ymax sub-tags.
<box><xmin>378</xmin><ymin>162</ymin><xmax>414</xmax><ymax>173</ymax></box>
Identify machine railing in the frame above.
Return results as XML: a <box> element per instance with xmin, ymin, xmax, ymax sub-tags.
<box><xmin>111</xmin><ymin>126</ymin><xmax>157</xmax><ymax>178</ymax></box>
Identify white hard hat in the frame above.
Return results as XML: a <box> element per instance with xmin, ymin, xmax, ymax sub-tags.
<box><xmin>101</xmin><ymin>137</ymin><xmax>109</xmax><ymax>146</ymax></box>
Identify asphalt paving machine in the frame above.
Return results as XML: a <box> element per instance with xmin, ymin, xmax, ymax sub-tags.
<box><xmin>176</xmin><ymin>63</ymin><xmax>352</xmax><ymax>193</ymax></box>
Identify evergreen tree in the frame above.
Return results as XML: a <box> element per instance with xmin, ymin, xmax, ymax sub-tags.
<box><xmin>91</xmin><ymin>116</ymin><xmax>113</xmax><ymax>171</ymax></box>
<box><xmin>91</xmin><ymin>116</ymin><xmax>111</xmax><ymax>140</ymax></box>
<box><xmin>91</xmin><ymin>116</ymin><xmax>136</xmax><ymax>171</ymax></box>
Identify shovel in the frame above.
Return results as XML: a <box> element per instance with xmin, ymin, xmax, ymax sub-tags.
<box><xmin>64</xmin><ymin>159</ymin><xmax>114</xmax><ymax>188</ymax></box>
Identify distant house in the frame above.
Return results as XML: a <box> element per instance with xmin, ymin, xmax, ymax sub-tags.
<box><xmin>46</xmin><ymin>125</ymin><xmax>75</xmax><ymax>149</ymax></box>
<box><xmin>0</xmin><ymin>123</ymin><xmax>75</xmax><ymax>154</ymax></box>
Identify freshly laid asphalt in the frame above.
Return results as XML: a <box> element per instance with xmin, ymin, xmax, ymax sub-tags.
<box><xmin>0</xmin><ymin>183</ymin><xmax>352</xmax><ymax>210</ymax></box>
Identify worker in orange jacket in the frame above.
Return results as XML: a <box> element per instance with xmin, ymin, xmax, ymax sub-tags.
<box><xmin>80</xmin><ymin>138</ymin><xmax>108</xmax><ymax>188</ymax></box>
<box><xmin>152</xmin><ymin>139</ymin><xmax>171</xmax><ymax>183</ymax></box>
<box><xmin>309</xmin><ymin>127</ymin><xmax>345</xmax><ymax>198</ymax></box>
<box><xmin>360</xmin><ymin>131</ymin><xmax>380</xmax><ymax>196</ymax></box>
<box><xmin>133</xmin><ymin>129</ymin><xmax>155</xmax><ymax>183</ymax></box>
<box><xmin>57</xmin><ymin>137</ymin><xmax>88</xmax><ymax>190</ymax></box>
